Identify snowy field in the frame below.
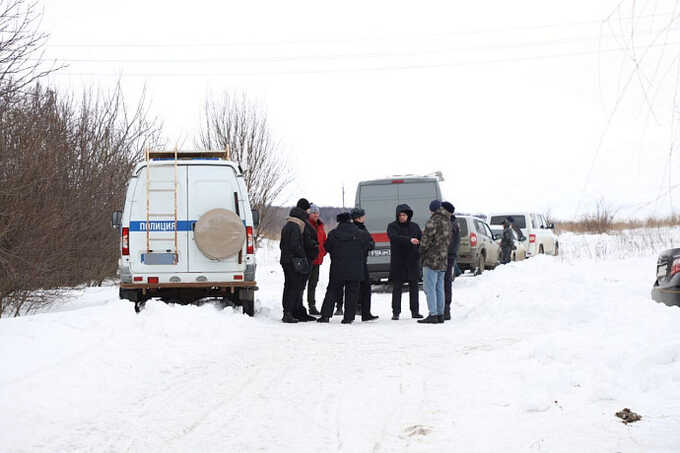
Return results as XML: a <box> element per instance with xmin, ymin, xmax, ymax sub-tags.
<box><xmin>2</xmin><ymin>231</ymin><xmax>680</xmax><ymax>452</ymax></box>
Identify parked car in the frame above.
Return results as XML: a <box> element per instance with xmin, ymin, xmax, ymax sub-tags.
<box><xmin>488</xmin><ymin>212</ymin><xmax>559</xmax><ymax>257</ymax></box>
<box><xmin>456</xmin><ymin>215</ymin><xmax>500</xmax><ymax>274</ymax></box>
<box><xmin>112</xmin><ymin>150</ymin><xmax>258</xmax><ymax>314</ymax></box>
<box><xmin>355</xmin><ymin>173</ymin><xmax>443</xmax><ymax>283</ymax></box>
<box><xmin>490</xmin><ymin>226</ymin><xmax>528</xmax><ymax>261</ymax></box>
<box><xmin>651</xmin><ymin>248</ymin><xmax>680</xmax><ymax>307</ymax></box>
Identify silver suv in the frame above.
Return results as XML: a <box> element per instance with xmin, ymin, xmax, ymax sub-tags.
<box><xmin>456</xmin><ymin>215</ymin><xmax>500</xmax><ymax>275</ymax></box>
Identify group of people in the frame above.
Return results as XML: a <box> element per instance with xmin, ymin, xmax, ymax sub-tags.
<box><xmin>279</xmin><ymin>198</ymin><xmax>463</xmax><ymax>324</ymax></box>
<box><xmin>279</xmin><ymin>198</ymin><xmax>376</xmax><ymax>324</ymax></box>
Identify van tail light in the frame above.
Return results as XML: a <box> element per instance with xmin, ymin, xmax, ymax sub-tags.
<box><xmin>529</xmin><ymin>234</ymin><xmax>536</xmax><ymax>244</ymax></box>
<box><xmin>122</xmin><ymin>227</ymin><xmax>129</xmax><ymax>255</ymax></box>
<box><xmin>148</xmin><ymin>277</ymin><xmax>159</xmax><ymax>284</ymax></box>
<box><xmin>671</xmin><ymin>257</ymin><xmax>680</xmax><ymax>276</ymax></box>
<box><xmin>246</xmin><ymin>226</ymin><xmax>254</xmax><ymax>254</ymax></box>
<box><xmin>470</xmin><ymin>232</ymin><xmax>478</xmax><ymax>247</ymax></box>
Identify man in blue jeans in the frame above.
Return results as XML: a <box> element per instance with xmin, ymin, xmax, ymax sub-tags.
<box><xmin>418</xmin><ymin>200</ymin><xmax>452</xmax><ymax>324</ymax></box>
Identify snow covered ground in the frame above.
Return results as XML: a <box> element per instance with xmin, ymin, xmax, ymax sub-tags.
<box><xmin>2</xmin><ymin>233</ymin><xmax>680</xmax><ymax>452</ymax></box>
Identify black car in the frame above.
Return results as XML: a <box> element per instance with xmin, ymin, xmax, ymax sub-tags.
<box><xmin>652</xmin><ymin>248</ymin><xmax>680</xmax><ymax>307</ymax></box>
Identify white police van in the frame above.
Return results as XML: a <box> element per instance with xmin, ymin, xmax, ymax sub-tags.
<box><xmin>112</xmin><ymin>150</ymin><xmax>258</xmax><ymax>314</ymax></box>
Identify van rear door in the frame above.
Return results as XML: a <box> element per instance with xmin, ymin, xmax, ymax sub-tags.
<box><xmin>187</xmin><ymin>165</ymin><xmax>245</xmax><ymax>273</ymax></box>
<box><xmin>128</xmin><ymin>165</ymin><xmax>189</xmax><ymax>274</ymax></box>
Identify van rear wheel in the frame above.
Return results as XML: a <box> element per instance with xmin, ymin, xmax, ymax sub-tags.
<box><xmin>239</xmin><ymin>288</ymin><xmax>255</xmax><ymax>316</ymax></box>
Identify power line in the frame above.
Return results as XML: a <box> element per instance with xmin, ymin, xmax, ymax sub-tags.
<box><xmin>48</xmin><ymin>41</ymin><xmax>680</xmax><ymax>78</ymax></box>
<box><xmin>45</xmin><ymin>11</ymin><xmax>680</xmax><ymax>49</ymax></box>
<box><xmin>39</xmin><ymin>28</ymin><xmax>680</xmax><ymax>65</ymax></box>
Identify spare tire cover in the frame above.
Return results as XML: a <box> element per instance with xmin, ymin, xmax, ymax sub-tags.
<box><xmin>194</xmin><ymin>208</ymin><xmax>246</xmax><ymax>260</ymax></box>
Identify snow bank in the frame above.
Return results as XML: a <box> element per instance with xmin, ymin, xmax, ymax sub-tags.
<box><xmin>1</xmin><ymin>233</ymin><xmax>680</xmax><ymax>452</ymax></box>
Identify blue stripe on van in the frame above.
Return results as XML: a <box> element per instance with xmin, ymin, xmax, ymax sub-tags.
<box><xmin>129</xmin><ymin>220</ymin><xmax>196</xmax><ymax>232</ymax></box>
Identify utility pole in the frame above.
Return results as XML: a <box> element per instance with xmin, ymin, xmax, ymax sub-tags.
<box><xmin>342</xmin><ymin>184</ymin><xmax>345</xmax><ymax>208</ymax></box>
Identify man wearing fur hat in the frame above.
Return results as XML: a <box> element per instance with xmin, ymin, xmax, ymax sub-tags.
<box><xmin>418</xmin><ymin>200</ymin><xmax>452</xmax><ymax>324</ymax></box>
<box><xmin>387</xmin><ymin>204</ymin><xmax>423</xmax><ymax>320</ymax></box>
<box><xmin>317</xmin><ymin>212</ymin><xmax>367</xmax><ymax>324</ymax></box>
<box><xmin>352</xmin><ymin>208</ymin><xmax>378</xmax><ymax>321</ymax></box>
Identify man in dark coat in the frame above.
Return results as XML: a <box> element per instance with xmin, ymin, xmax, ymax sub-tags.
<box><xmin>387</xmin><ymin>204</ymin><xmax>423</xmax><ymax>320</ymax></box>
<box><xmin>442</xmin><ymin>201</ymin><xmax>460</xmax><ymax>321</ymax></box>
<box><xmin>317</xmin><ymin>212</ymin><xmax>366</xmax><ymax>324</ymax></box>
<box><xmin>352</xmin><ymin>208</ymin><xmax>378</xmax><ymax>321</ymax></box>
<box><xmin>293</xmin><ymin>198</ymin><xmax>319</xmax><ymax>321</ymax></box>
<box><xmin>279</xmin><ymin>207</ymin><xmax>309</xmax><ymax>323</ymax></box>
<box><xmin>500</xmin><ymin>217</ymin><xmax>515</xmax><ymax>264</ymax></box>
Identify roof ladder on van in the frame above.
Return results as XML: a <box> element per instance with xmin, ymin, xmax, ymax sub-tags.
<box><xmin>144</xmin><ymin>149</ymin><xmax>179</xmax><ymax>264</ymax></box>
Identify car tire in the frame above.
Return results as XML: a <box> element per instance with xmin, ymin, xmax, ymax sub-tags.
<box><xmin>554</xmin><ymin>243</ymin><xmax>559</xmax><ymax>256</ymax></box>
<box><xmin>539</xmin><ymin>245</ymin><xmax>544</xmax><ymax>254</ymax></box>
<box><xmin>240</xmin><ymin>288</ymin><xmax>255</xmax><ymax>316</ymax></box>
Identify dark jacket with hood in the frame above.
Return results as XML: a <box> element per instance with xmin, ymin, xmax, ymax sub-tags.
<box><xmin>280</xmin><ymin>207</ymin><xmax>308</xmax><ymax>266</ymax></box>
<box><xmin>448</xmin><ymin>214</ymin><xmax>461</xmax><ymax>261</ymax></box>
<box><xmin>354</xmin><ymin>220</ymin><xmax>375</xmax><ymax>280</ymax></box>
<box><xmin>420</xmin><ymin>207</ymin><xmax>453</xmax><ymax>271</ymax></box>
<box><xmin>387</xmin><ymin>204</ymin><xmax>423</xmax><ymax>281</ymax></box>
<box><xmin>325</xmin><ymin>213</ymin><xmax>366</xmax><ymax>282</ymax></box>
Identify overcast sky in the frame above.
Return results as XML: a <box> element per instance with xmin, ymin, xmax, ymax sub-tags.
<box><xmin>40</xmin><ymin>0</ymin><xmax>680</xmax><ymax>219</ymax></box>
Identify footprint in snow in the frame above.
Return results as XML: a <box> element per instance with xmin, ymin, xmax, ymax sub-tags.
<box><xmin>403</xmin><ymin>425</ymin><xmax>432</xmax><ymax>438</ymax></box>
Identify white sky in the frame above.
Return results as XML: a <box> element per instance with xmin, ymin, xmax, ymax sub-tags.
<box><xmin>40</xmin><ymin>0</ymin><xmax>680</xmax><ymax>219</ymax></box>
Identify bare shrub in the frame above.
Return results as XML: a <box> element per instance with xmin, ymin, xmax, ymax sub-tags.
<box><xmin>198</xmin><ymin>93</ymin><xmax>291</xmax><ymax>244</ymax></box>
<box><xmin>0</xmin><ymin>83</ymin><xmax>161</xmax><ymax>317</ymax></box>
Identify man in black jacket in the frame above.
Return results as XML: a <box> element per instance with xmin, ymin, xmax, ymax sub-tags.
<box><xmin>442</xmin><ymin>201</ymin><xmax>460</xmax><ymax>321</ymax></box>
<box><xmin>317</xmin><ymin>213</ymin><xmax>367</xmax><ymax>324</ymax></box>
<box><xmin>293</xmin><ymin>198</ymin><xmax>319</xmax><ymax>321</ymax></box>
<box><xmin>387</xmin><ymin>204</ymin><xmax>423</xmax><ymax>320</ymax></box>
<box><xmin>279</xmin><ymin>207</ymin><xmax>308</xmax><ymax>323</ymax></box>
<box><xmin>352</xmin><ymin>208</ymin><xmax>378</xmax><ymax>321</ymax></box>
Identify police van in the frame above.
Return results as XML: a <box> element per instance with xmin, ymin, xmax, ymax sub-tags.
<box><xmin>112</xmin><ymin>150</ymin><xmax>258</xmax><ymax>314</ymax></box>
<box><xmin>355</xmin><ymin>174</ymin><xmax>443</xmax><ymax>283</ymax></box>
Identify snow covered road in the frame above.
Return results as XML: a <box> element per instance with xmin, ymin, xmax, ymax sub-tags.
<box><xmin>2</xmin><ymin>239</ymin><xmax>680</xmax><ymax>452</ymax></box>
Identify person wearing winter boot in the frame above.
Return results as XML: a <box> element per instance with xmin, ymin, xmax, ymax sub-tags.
<box><xmin>279</xmin><ymin>205</ymin><xmax>310</xmax><ymax>323</ymax></box>
<box><xmin>500</xmin><ymin>217</ymin><xmax>515</xmax><ymax>265</ymax></box>
<box><xmin>418</xmin><ymin>200</ymin><xmax>451</xmax><ymax>324</ymax></box>
<box><xmin>317</xmin><ymin>213</ymin><xmax>365</xmax><ymax>324</ymax></box>
<box><xmin>441</xmin><ymin>201</ymin><xmax>460</xmax><ymax>321</ymax></box>
<box><xmin>305</xmin><ymin>204</ymin><xmax>326</xmax><ymax>315</ymax></box>
<box><xmin>292</xmin><ymin>198</ymin><xmax>318</xmax><ymax>321</ymax></box>
<box><xmin>352</xmin><ymin>208</ymin><xmax>378</xmax><ymax>321</ymax></box>
<box><xmin>387</xmin><ymin>204</ymin><xmax>423</xmax><ymax>320</ymax></box>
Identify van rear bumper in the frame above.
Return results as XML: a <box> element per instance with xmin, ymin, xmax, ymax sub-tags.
<box><xmin>120</xmin><ymin>281</ymin><xmax>257</xmax><ymax>290</ymax></box>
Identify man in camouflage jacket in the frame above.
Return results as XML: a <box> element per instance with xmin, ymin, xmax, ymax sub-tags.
<box><xmin>418</xmin><ymin>200</ymin><xmax>452</xmax><ymax>324</ymax></box>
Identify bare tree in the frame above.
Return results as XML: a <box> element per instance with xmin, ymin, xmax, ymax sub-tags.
<box><xmin>0</xmin><ymin>0</ymin><xmax>60</xmax><ymax>100</ymax></box>
<box><xmin>198</xmin><ymin>93</ymin><xmax>291</xmax><ymax>244</ymax></box>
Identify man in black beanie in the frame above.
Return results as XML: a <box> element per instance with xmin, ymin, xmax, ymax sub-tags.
<box><xmin>352</xmin><ymin>208</ymin><xmax>378</xmax><ymax>321</ymax></box>
<box><xmin>317</xmin><ymin>212</ymin><xmax>365</xmax><ymax>324</ymax></box>
<box><xmin>292</xmin><ymin>198</ymin><xmax>318</xmax><ymax>321</ymax></box>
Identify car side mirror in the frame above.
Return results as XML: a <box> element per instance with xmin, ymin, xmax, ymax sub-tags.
<box><xmin>492</xmin><ymin>233</ymin><xmax>501</xmax><ymax>240</ymax></box>
<box><xmin>112</xmin><ymin>210</ymin><xmax>122</xmax><ymax>230</ymax></box>
<box><xmin>251</xmin><ymin>209</ymin><xmax>260</xmax><ymax>228</ymax></box>
<box><xmin>548</xmin><ymin>223</ymin><xmax>555</xmax><ymax>229</ymax></box>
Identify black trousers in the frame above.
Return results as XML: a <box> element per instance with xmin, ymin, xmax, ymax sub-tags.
<box><xmin>359</xmin><ymin>280</ymin><xmax>372</xmax><ymax>318</ymax></box>
<box><xmin>391</xmin><ymin>279</ymin><xmax>419</xmax><ymax>316</ymax></box>
<box><xmin>282</xmin><ymin>262</ymin><xmax>306</xmax><ymax>316</ymax></box>
<box><xmin>501</xmin><ymin>246</ymin><xmax>512</xmax><ymax>264</ymax></box>
<box><xmin>306</xmin><ymin>264</ymin><xmax>320</xmax><ymax>307</ymax></box>
<box><xmin>321</xmin><ymin>279</ymin><xmax>359</xmax><ymax>321</ymax></box>
<box><xmin>444</xmin><ymin>257</ymin><xmax>456</xmax><ymax>314</ymax></box>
